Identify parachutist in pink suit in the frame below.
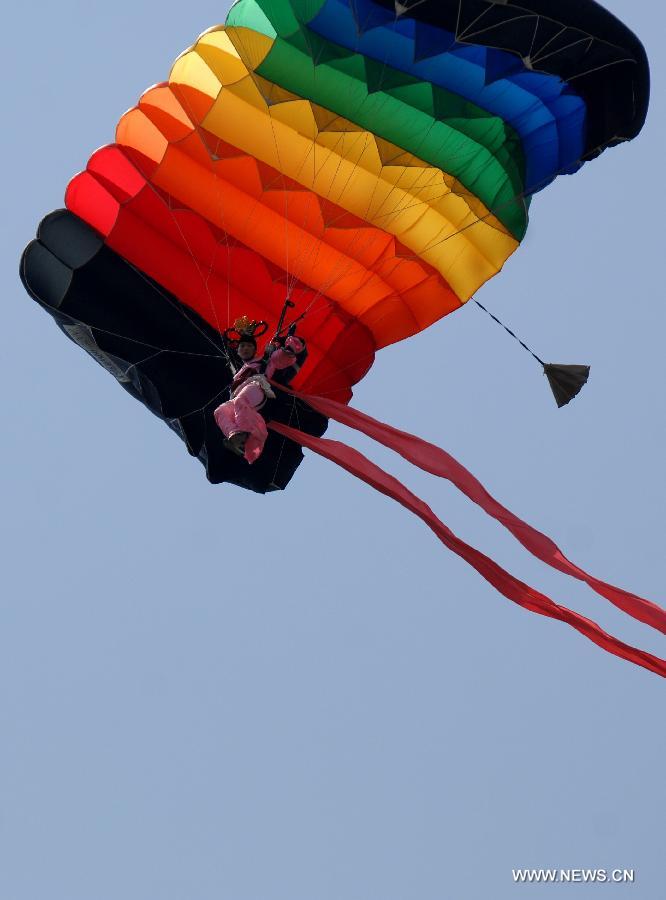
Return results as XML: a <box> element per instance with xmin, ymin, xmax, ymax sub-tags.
<box><xmin>214</xmin><ymin>330</ymin><xmax>306</xmax><ymax>463</ymax></box>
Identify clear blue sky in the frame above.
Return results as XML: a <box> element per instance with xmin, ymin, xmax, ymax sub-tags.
<box><xmin>2</xmin><ymin>3</ymin><xmax>664</xmax><ymax>898</ymax></box>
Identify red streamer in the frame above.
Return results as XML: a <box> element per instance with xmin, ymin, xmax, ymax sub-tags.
<box><xmin>269</xmin><ymin>421</ymin><xmax>666</xmax><ymax>679</ymax></box>
<box><xmin>289</xmin><ymin>390</ymin><xmax>666</xmax><ymax>636</ymax></box>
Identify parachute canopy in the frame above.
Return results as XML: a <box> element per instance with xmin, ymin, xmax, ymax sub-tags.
<box><xmin>20</xmin><ymin>0</ymin><xmax>648</xmax><ymax>490</ymax></box>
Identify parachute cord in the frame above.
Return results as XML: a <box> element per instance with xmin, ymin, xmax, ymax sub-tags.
<box><xmin>473</xmin><ymin>299</ymin><xmax>546</xmax><ymax>367</ymax></box>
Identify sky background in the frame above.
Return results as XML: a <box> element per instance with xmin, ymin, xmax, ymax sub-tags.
<box><xmin>2</xmin><ymin>2</ymin><xmax>664</xmax><ymax>898</ymax></box>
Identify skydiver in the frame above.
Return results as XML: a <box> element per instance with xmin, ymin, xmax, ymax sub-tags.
<box><xmin>214</xmin><ymin>316</ymin><xmax>307</xmax><ymax>463</ymax></box>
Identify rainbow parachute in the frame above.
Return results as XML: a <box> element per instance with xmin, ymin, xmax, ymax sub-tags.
<box><xmin>21</xmin><ymin>0</ymin><xmax>648</xmax><ymax>492</ymax></box>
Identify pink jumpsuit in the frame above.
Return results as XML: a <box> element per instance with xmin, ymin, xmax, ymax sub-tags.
<box><xmin>214</xmin><ymin>337</ymin><xmax>304</xmax><ymax>463</ymax></box>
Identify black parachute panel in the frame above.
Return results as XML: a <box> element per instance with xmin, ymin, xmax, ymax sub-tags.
<box><xmin>20</xmin><ymin>211</ymin><xmax>327</xmax><ymax>493</ymax></box>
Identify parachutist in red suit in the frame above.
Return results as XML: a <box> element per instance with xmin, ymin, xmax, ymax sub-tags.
<box><xmin>214</xmin><ymin>318</ymin><xmax>306</xmax><ymax>462</ymax></box>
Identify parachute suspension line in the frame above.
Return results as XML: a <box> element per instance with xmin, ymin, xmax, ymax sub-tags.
<box><xmin>164</xmin><ymin>189</ymin><xmax>229</xmax><ymax>342</ymax></box>
<box><xmin>270</xmin><ymin>160</ymin><xmax>507</xmax><ymax>389</ymax></box>
<box><xmin>33</xmin><ymin>211</ymin><xmax>236</xmax><ymax>421</ymax></box>
<box><xmin>124</xmin><ymin>260</ymin><xmax>244</xmax><ymax>412</ymax></box>
<box><xmin>275</xmin><ymin>62</ymin><xmax>426</xmax><ymax>318</ymax></box>
<box><xmin>98</xmin><ymin>138</ymin><xmax>245</xmax><ymax>414</ymax></box>
<box><xmin>280</xmin><ymin>116</ymin><xmax>515</xmax><ymax>364</ymax></box>
<box><xmin>473</xmin><ymin>299</ymin><xmax>591</xmax><ymax>408</ymax></box>
<box><xmin>222</xmin><ymin>23</ymin><xmax>288</xmax><ymax>296</ymax></box>
<box><xmin>225</xmin><ymin>28</ymin><xmax>333</xmax><ymax>311</ymax></box>
<box><xmin>191</xmin><ymin>24</ymin><xmax>454</xmax><ymax>352</ymax></box>
<box><xmin>123</xmin><ymin>72</ymin><xmax>364</xmax><ymax>398</ymax></box>
<box><xmin>285</xmin><ymin>111</ymin><xmax>440</xmax><ymax>329</ymax></box>
<box><xmin>172</xmin><ymin>60</ymin><xmax>286</xmax><ymax>336</ymax></box>
<box><xmin>171</xmin><ymin>41</ymin><xmax>393</xmax><ymax>401</ymax></box>
<box><xmin>282</xmin><ymin>89</ymin><xmax>398</xmax><ymax>314</ymax></box>
<box><xmin>124</xmin><ymin>258</ymin><xmax>225</xmax><ymax>360</ymax></box>
<box><xmin>473</xmin><ymin>299</ymin><xmax>545</xmax><ymax>365</ymax></box>
<box><xmin>273</xmin><ymin>152</ymin><xmax>427</xmax><ymax>339</ymax></box>
<box><xmin>120</xmin><ymin>100</ymin><xmax>236</xmax><ymax>346</ymax></box>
